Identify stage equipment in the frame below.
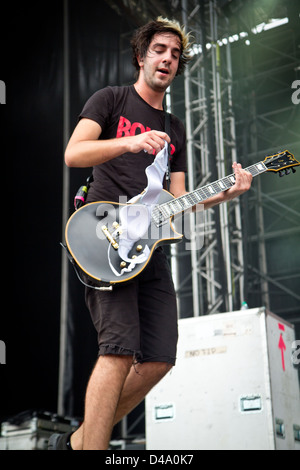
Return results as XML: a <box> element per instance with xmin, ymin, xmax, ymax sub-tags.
<box><xmin>146</xmin><ymin>307</ymin><xmax>300</xmax><ymax>450</ymax></box>
<box><xmin>0</xmin><ymin>411</ymin><xmax>80</xmax><ymax>450</ymax></box>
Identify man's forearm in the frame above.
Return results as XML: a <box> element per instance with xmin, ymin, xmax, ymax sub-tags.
<box><xmin>65</xmin><ymin>128</ymin><xmax>170</xmax><ymax>168</ymax></box>
<box><xmin>65</xmin><ymin>138</ymin><xmax>129</xmax><ymax>168</ymax></box>
<box><xmin>203</xmin><ymin>191</ymin><xmax>228</xmax><ymax>210</ymax></box>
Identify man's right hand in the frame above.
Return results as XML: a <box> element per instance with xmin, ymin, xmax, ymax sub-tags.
<box><xmin>126</xmin><ymin>130</ymin><xmax>170</xmax><ymax>155</ymax></box>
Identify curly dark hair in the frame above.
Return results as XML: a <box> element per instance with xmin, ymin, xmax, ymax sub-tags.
<box><xmin>131</xmin><ymin>17</ymin><xmax>192</xmax><ymax>77</ymax></box>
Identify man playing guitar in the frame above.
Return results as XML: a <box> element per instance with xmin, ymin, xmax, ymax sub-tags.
<box><xmin>49</xmin><ymin>17</ymin><xmax>252</xmax><ymax>450</ymax></box>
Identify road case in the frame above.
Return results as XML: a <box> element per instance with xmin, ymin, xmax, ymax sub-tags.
<box><xmin>146</xmin><ymin>307</ymin><xmax>300</xmax><ymax>450</ymax></box>
<box><xmin>0</xmin><ymin>411</ymin><xmax>80</xmax><ymax>450</ymax></box>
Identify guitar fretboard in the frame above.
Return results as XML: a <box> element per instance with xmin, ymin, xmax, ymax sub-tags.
<box><xmin>152</xmin><ymin>161</ymin><xmax>267</xmax><ymax>225</ymax></box>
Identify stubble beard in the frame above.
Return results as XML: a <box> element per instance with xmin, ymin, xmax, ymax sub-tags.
<box><xmin>144</xmin><ymin>67</ymin><xmax>173</xmax><ymax>93</ymax></box>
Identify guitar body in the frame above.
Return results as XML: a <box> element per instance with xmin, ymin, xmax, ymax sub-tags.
<box><xmin>65</xmin><ymin>189</ymin><xmax>183</xmax><ymax>285</ymax></box>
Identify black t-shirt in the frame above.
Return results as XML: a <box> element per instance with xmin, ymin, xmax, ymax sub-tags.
<box><xmin>79</xmin><ymin>85</ymin><xmax>187</xmax><ymax>202</ymax></box>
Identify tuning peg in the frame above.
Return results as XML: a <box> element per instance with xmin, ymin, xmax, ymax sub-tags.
<box><xmin>285</xmin><ymin>168</ymin><xmax>291</xmax><ymax>175</ymax></box>
<box><xmin>292</xmin><ymin>167</ymin><xmax>296</xmax><ymax>173</ymax></box>
<box><xmin>279</xmin><ymin>170</ymin><xmax>285</xmax><ymax>177</ymax></box>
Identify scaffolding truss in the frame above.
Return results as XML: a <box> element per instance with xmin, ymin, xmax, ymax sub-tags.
<box><xmin>171</xmin><ymin>0</ymin><xmax>246</xmax><ymax>317</ymax></box>
<box><xmin>232</xmin><ymin>18</ymin><xmax>300</xmax><ymax>323</ymax></box>
<box><xmin>114</xmin><ymin>0</ymin><xmax>300</xmax><ymax>324</ymax></box>
<box><xmin>169</xmin><ymin>0</ymin><xmax>300</xmax><ymax>323</ymax></box>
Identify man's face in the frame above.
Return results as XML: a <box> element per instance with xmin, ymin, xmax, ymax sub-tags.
<box><xmin>138</xmin><ymin>32</ymin><xmax>181</xmax><ymax>92</ymax></box>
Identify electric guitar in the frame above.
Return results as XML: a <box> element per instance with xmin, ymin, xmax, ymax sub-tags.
<box><xmin>64</xmin><ymin>150</ymin><xmax>299</xmax><ymax>288</ymax></box>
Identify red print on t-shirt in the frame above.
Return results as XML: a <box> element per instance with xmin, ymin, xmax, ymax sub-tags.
<box><xmin>116</xmin><ymin>116</ymin><xmax>175</xmax><ymax>155</ymax></box>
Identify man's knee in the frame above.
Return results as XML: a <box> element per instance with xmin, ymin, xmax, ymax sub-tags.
<box><xmin>157</xmin><ymin>361</ymin><xmax>173</xmax><ymax>377</ymax></box>
<box><xmin>96</xmin><ymin>353</ymin><xmax>134</xmax><ymax>375</ymax></box>
<box><xmin>136</xmin><ymin>360</ymin><xmax>173</xmax><ymax>380</ymax></box>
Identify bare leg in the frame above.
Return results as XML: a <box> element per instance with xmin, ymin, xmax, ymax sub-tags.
<box><xmin>114</xmin><ymin>361</ymin><xmax>172</xmax><ymax>423</ymax></box>
<box><xmin>71</xmin><ymin>360</ymin><xmax>172</xmax><ymax>450</ymax></box>
<box><xmin>81</xmin><ymin>354</ymin><xmax>133</xmax><ymax>450</ymax></box>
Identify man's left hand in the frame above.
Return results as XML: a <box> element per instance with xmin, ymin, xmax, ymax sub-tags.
<box><xmin>224</xmin><ymin>162</ymin><xmax>253</xmax><ymax>201</ymax></box>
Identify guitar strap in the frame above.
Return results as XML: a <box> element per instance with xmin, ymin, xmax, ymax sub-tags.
<box><xmin>164</xmin><ymin>111</ymin><xmax>172</xmax><ymax>191</ymax></box>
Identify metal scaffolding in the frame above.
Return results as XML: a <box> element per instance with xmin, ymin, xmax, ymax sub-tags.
<box><xmin>110</xmin><ymin>0</ymin><xmax>300</xmax><ymax>325</ymax></box>
<box><xmin>170</xmin><ymin>0</ymin><xmax>300</xmax><ymax>322</ymax></box>
<box><xmin>232</xmin><ymin>15</ymin><xmax>300</xmax><ymax>323</ymax></box>
<box><xmin>171</xmin><ymin>0</ymin><xmax>246</xmax><ymax>318</ymax></box>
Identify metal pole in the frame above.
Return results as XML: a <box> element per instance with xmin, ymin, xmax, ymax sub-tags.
<box><xmin>209</xmin><ymin>0</ymin><xmax>232</xmax><ymax>312</ymax></box>
<box><xmin>225</xmin><ymin>31</ymin><xmax>245</xmax><ymax>307</ymax></box>
<box><xmin>182</xmin><ymin>0</ymin><xmax>200</xmax><ymax>317</ymax></box>
<box><xmin>58</xmin><ymin>0</ymin><xmax>70</xmax><ymax>416</ymax></box>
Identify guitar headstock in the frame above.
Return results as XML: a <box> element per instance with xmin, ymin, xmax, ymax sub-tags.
<box><xmin>264</xmin><ymin>150</ymin><xmax>300</xmax><ymax>176</ymax></box>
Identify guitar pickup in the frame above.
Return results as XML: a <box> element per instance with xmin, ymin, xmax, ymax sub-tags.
<box><xmin>101</xmin><ymin>225</ymin><xmax>119</xmax><ymax>250</ymax></box>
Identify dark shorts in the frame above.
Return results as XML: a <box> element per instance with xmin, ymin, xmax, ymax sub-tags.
<box><xmin>84</xmin><ymin>248</ymin><xmax>178</xmax><ymax>365</ymax></box>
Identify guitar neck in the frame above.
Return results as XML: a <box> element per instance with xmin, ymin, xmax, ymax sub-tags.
<box><xmin>152</xmin><ymin>160</ymin><xmax>267</xmax><ymax>224</ymax></box>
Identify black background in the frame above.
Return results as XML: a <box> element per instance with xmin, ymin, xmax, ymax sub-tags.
<box><xmin>2</xmin><ymin>0</ymin><xmax>134</xmax><ymax>422</ymax></box>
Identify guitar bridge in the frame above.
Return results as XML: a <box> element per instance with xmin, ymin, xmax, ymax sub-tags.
<box><xmin>101</xmin><ymin>225</ymin><xmax>119</xmax><ymax>250</ymax></box>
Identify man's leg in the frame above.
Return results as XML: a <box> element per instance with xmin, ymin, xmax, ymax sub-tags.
<box><xmin>114</xmin><ymin>360</ymin><xmax>172</xmax><ymax>423</ymax></box>
<box><xmin>80</xmin><ymin>354</ymin><xmax>133</xmax><ymax>450</ymax></box>
<box><xmin>71</xmin><ymin>360</ymin><xmax>172</xmax><ymax>450</ymax></box>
